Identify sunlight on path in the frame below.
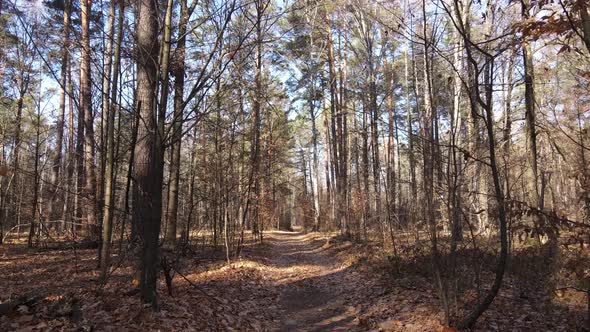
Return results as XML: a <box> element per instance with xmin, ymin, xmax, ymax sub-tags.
<box><xmin>258</xmin><ymin>231</ymin><xmax>362</xmax><ymax>332</ymax></box>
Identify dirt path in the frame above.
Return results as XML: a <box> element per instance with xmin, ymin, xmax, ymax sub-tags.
<box><xmin>256</xmin><ymin>231</ymin><xmax>362</xmax><ymax>332</ymax></box>
<box><xmin>2</xmin><ymin>230</ymin><xmax>584</xmax><ymax>332</ymax></box>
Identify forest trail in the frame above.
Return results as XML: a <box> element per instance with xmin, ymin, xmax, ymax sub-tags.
<box><xmin>259</xmin><ymin>231</ymin><xmax>362</xmax><ymax>332</ymax></box>
<box><xmin>2</xmin><ymin>230</ymin><xmax>582</xmax><ymax>331</ymax></box>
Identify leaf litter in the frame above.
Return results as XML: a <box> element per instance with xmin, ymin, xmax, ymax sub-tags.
<box><xmin>0</xmin><ymin>232</ymin><xmax>586</xmax><ymax>331</ymax></box>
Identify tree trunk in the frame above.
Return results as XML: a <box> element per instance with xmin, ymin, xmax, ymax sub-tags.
<box><xmin>48</xmin><ymin>0</ymin><xmax>71</xmax><ymax>223</ymax></box>
<box><xmin>384</xmin><ymin>42</ymin><xmax>397</xmax><ymax>248</ymax></box>
<box><xmin>28</xmin><ymin>103</ymin><xmax>42</xmax><ymax>248</ymax></box>
<box><xmin>80</xmin><ymin>0</ymin><xmax>97</xmax><ymax>236</ymax></box>
<box><xmin>165</xmin><ymin>0</ymin><xmax>188</xmax><ymax>247</ymax></box>
<box><xmin>98</xmin><ymin>0</ymin><xmax>117</xmax><ymax>227</ymax></box>
<box><xmin>404</xmin><ymin>48</ymin><xmax>417</xmax><ymax>218</ymax></box>
<box><xmin>160</xmin><ymin>0</ymin><xmax>177</xmax><ymax>247</ymax></box>
<box><xmin>100</xmin><ymin>0</ymin><xmax>124</xmax><ymax>278</ymax></box>
<box><xmin>456</xmin><ymin>59</ymin><xmax>508</xmax><ymax>331</ymax></box>
<box><xmin>323</xmin><ymin>102</ymin><xmax>332</xmax><ymax>228</ymax></box>
<box><xmin>453</xmin><ymin>0</ymin><xmax>509</xmax><ymax>326</ymax></box>
<box><xmin>502</xmin><ymin>50</ymin><xmax>516</xmax><ymax>194</ymax></box>
<box><xmin>422</xmin><ymin>0</ymin><xmax>449</xmax><ymax>323</ymax></box>
<box><xmin>522</xmin><ymin>0</ymin><xmax>547</xmax><ymax>241</ymax></box>
<box><xmin>361</xmin><ymin>97</ymin><xmax>370</xmax><ymax>240</ymax></box>
<box><xmin>309</xmin><ymin>95</ymin><xmax>321</xmax><ymax>231</ymax></box>
<box><xmin>133</xmin><ymin>0</ymin><xmax>162</xmax><ymax>305</ymax></box>
<box><xmin>368</xmin><ymin>43</ymin><xmax>381</xmax><ymax>241</ymax></box>
<box><xmin>247</xmin><ymin>0</ymin><xmax>266</xmax><ymax>239</ymax></box>
<box><xmin>338</xmin><ymin>17</ymin><xmax>349</xmax><ymax>235</ymax></box>
<box><xmin>324</xmin><ymin>11</ymin><xmax>341</xmax><ymax>230</ymax></box>
<box><xmin>64</xmin><ymin>58</ymin><xmax>75</xmax><ymax>229</ymax></box>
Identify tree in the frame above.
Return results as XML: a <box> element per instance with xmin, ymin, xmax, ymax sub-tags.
<box><xmin>100</xmin><ymin>0</ymin><xmax>124</xmax><ymax>279</ymax></box>
<box><xmin>443</xmin><ymin>0</ymin><xmax>509</xmax><ymax>327</ymax></box>
<box><xmin>132</xmin><ymin>0</ymin><xmax>162</xmax><ymax>304</ymax></box>
<box><xmin>47</xmin><ymin>0</ymin><xmax>71</xmax><ymax>224</ymax></box>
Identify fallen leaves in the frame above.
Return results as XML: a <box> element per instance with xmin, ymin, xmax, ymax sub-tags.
<box><xmin>1</xmin><ymin>232</ymin><xmax>588</xmax><ymax>331</ymax></box>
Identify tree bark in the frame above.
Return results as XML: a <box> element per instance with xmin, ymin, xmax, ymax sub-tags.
<box><xmin>165</xmin><ymin>0</ymin><xmax>188</xmax><ymax>247</ymax></box>
<box><xmin>100</xmin><ymin>0</ymin><xmax>124</xmax><ymax>278</ymax></box>
<box><xmin>452</xmin><ymin>0</ymin><xmax>509</xmax><ymax>327</ymax></box>
<box><xmin>422</xmin><ymin>0</ymin><xmax>449</xmax><ymax>322</ymax></box>
<box><xmin>64</xmin><ymin>57</ymin><xmax>75</xmax><ymax>229</ymax></box>
<box><xmin>369</xmin><ymin>50</ymin><xmax>381</xmax><ymax>241</ymax></box>
<box><xmin>404</xmin><ymin>48</ymin><xmax>417</xmax><ymax>215</ymax></box>
<box><xmin>324</xmin><ymin>11</ymin><xmax>341</xmax><ymax>229</ymax></box>
<box><xmin>48</xmin><ymin>0</ymin><xmax>71</xmax><ymax>223</ymax></box>
<box><xmin>133</xmin><ymin>0</ymin><xmax>162</xmax><ymax>305</ymax></box>
<box><xmin>28</xmin><ymin>103</ymin><xmax>42</xmax><ymax>248</ymax></box>
<box><xmin>502</xmin><ymin>50</ymin><xmax>516</xmax><ymax>194</ymax></box>
<box><xmin>80</xmin><ymin>0</ymin><xmax>97</xmax><ymax>235</ymax></box>
<box><xmin>249</xmin><ymin>0</ymin><xmax>265</xmax><ymax>239</ymax></box>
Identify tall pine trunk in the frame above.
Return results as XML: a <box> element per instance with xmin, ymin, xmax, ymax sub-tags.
<box><xmin>133</xmin><ymin>0</ymin><xmax>162</xmax><ymax>305</ymax></box>
<box><xmin>80</xmin><ymin>0</ymin><xmax>97</xmax><ymax>235</ymax></box>
<box><xmin>165</xmin><ymin>0</ymin><xmax>188</xmax><ymax>247</ymax></box>
<box><xmin>48</xmin><ymin>0</ymin><xmax>71</xmax><ymax>223</ymax></box>
<box><xmin>422</xmin><ymin>0</ymin><xmax>449</xmax><ymax>322</ymax></box>
<box><xmin>100</xmin><ymin>0</ymin><xmax>124</xmax><ymax>278</ymax></box>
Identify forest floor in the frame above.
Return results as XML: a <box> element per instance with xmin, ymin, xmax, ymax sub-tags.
<box><xmin>0</xmin><ymin>230</ymin><xmax>587</xmax><ymax>331</ymax></box>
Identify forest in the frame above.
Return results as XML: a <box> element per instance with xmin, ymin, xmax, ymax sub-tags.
<box><xmin>0</xmin><ymin>0</ymin><xmax>589</xmax><ymax>330</ymax></box>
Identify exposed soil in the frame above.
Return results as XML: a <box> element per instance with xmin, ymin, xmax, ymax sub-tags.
<box><xmin>261</xmin><ymin>232</ymin><xmax>361</xmax><ymax>331</ymax></box>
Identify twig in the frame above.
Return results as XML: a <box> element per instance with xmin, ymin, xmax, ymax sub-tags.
<box><xmin>556</xmin><ymin>286</ymin><xmax>587</xmax><ymax>293</ymax></box>
<box><xmin>171</xmin><ymin>266</ymin><xmax>221</xmax><ymax>304</ymax></box>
